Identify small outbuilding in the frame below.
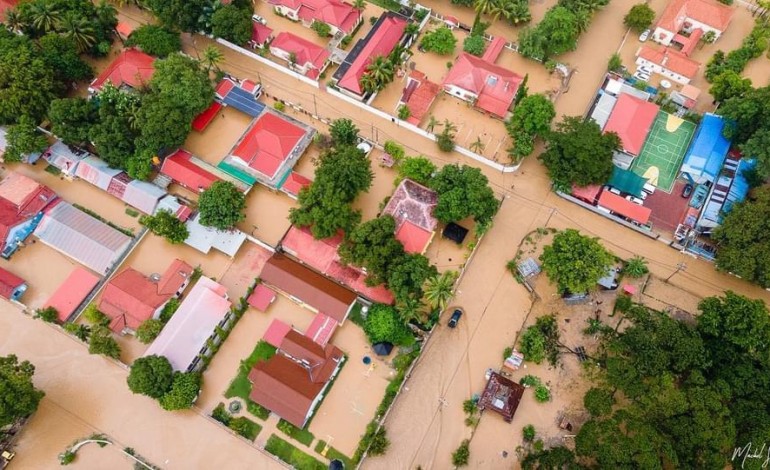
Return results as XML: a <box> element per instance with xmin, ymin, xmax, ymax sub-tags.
<box><xmin>478</xmin><ymin>371</ymin><xmax>525</xmax><ymax>423</ymax></box>
<box><xmin>0</xmin><ymin>267</ymin><xmax>26</xmax><ymax>302</ymax></box>
<box><xmin>442</xmin><ymin>222</ymin><xmax>468</xmax><ymax>245</ymax></box>
<box><xmin>372</xmin><ymin>342</ymin><xmax>394</xmax><ymax>356</ymax></box>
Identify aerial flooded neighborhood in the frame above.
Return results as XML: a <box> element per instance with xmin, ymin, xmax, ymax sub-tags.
<box><xmin>0</xmin><ymin>0</ymin><xmax>769</xmax><ymax>468</ymax></box>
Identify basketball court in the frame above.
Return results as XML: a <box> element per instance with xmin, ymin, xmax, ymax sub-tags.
<box><xmin>631</xmin><ymin>112</ymin><xmax>695</xmax><ymax>193</ymax></box>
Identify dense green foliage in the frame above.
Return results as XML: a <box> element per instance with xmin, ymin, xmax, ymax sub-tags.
<box><xmin>429</xmin><ymin>164</ymin><xmax>499</xmax><ymax>227</ymax></box>
<box><xmin>212</xmin><ymin>5</ymin><xmax>253</xmax><ymax>45</ymax></box>
<box><xmin>126</xmin><ymin>25</ymin><xmax>181</xmax><ymax>57</ymax></box>
<box><xmin>519</xmin><ymin>0</ymin><xmax>608</xmax><ymax>60</ymax></box>
<box><xmin>135</xmin><ymin>319</ymin><xmax>164</xmax><ymax>344</ymax></box>
<box><xmin>397</xmin><ymin>157</ymin><xmax>436</xmax><ymax>186</ymax></box>
<box><xmin>311</xmin><ymin>21</ymin><xmax>332</xmax><ymax>37</ymax></box>
<box><xmin>420</xmin><ymin>26</ymin><xmax>457</xmax><ymax>55</ymax></box>
<box><xmin>3</xmin><ymin>115</ymin><xmax>48</xmax><ymax>162</ymax></box>
<box><xmin>540</xmin><ymin>229</ymin><xmax>614</xmax><ymax>294</ymax></box>
<box><xmin>38</xmin><ymin>34</ymin><xmax>93</xmax><ymax>82</ymax></box>
<box><xmin>140</xmin><ymin>210</ymin><xmax>189</xmax><ymax>244</ymax></box>
<box><xmin>451</xmin><ymin>439</ymin><xmax>470</xmax><ymax>467</ymax></box>
<box><xmin>583</xmin><ymin>387</ymin><xmax>614</xmax><ymax>417</ymax></box>
<box><xmin>127</xmin><ymin>355</ymin><xmax>174</xmax><ymax>399</ymax></box>
<box><xmin>363</xmin><ymin>304</ymin><xmax>413</xmax><ymax>345</ymax></box>
<box><xmin>705</xmin><ymin>21</ymin><xmax>770</xmax><ymax>83</ymax></box>
<box><xmin>540</xmin><ymin>116</ymin><xmax>619</xmax><ymax>188</ymax></box>
<box><xmin>623</xmin><ymin>256</ymin><xmax>649</xmax><ymax>278</ymax></box>
<box><xmin>518</xmin><ymin>315</ymin><xmax>561</xmax><ymax>365</ymax></box>
<box><xmin>0</xmin><ymin>355</ymin><xmax>44</xmax><ymax>428</ymax></box>
<box><xmin>623</xmin><ymin>3</ymin><xmax>655</xmax><ymax>31</ymax></box>
<box><xmin>35</xmin><ymin>306</ymin><xmax>59</xmax><ymax>323</ymax></box>
<box><xmin>506</xmin><ymin>94</ymin><xmax>555</xmax><ymax>162</ymax></box>
<box><xmin>709</xmin><ymin>70</ymin><xmax>752</xmax><ymax>103</ymax></box>
<box><xmin>48</xmin><ymin>98</ymin><xmax>97</xmax><ymax>145</ymax></box>
<box><xmin>145</xmin><ymin>0</ymin><xmax>209</xmax><ymax>33</ymax></box>
<box><xmin>198</xmin><ymin>181</ymin><xmax>247</xmax><ymax>230</ymax></box>
<box><xmin>160</xmin><ymin>372</ymin><xmax>202</xmax><ymax>410</ymax></box>
<box><xmin>329</xmin><ymin>118</ymin><xmax>359</xmax><ymax>146</ymax></box>
<box><xmin>88</xmin><ymin>325</ymin><xmax>121</xmax><ymax>359</ymax></box>
<box><xmin>290</xmin><ymin>145</ymin><xmax>372</xmax><ymax>238</ymax></box>
<box><xmin>339</xmin><ymin>216</ymin><xmax>404</xmax><ymax>285</ymax></box>
<box><xmin>462</xmin><ymin>34</ymin><xmax>486</xmax><ymax>56</ymax></box>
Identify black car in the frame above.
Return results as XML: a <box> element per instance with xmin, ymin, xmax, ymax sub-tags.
<box><xmin>682</xmin><ymin>184</ymin><xmax>693</xmax><ymax>198</ymax></box>
<box><xmin>448</xmin><ymin>309</ymin><xmax>463</xmax><ymax>328</ymax></box>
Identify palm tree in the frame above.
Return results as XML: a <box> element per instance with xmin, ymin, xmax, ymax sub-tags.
<box><xmin>573</xmin><ymin>8</ymin><xmax>592</xmax><ymax>33</ymax></box>
<box><xmin>474</xmin><ymin>0</ymin><xmax>496</xmax><ymax>16</ymax></box>
<box><xmin>4</xmin><ymin>10</ymin><xmax>26</xmax><ymax>33</ymax></box>
<box><xmin>29</xmin><ymin>1</ymin><xmax>62</xmax><ymax>33</ymax></box>
<box><xmin>360</xmin><ymin>73</ymin><xmax>378</xmax><ymax>94</ymax></box>
<box><xmin>426</xmin><ymin>115</ymin><xmax>439</xmax><ymax>133</ymax></box>
<box><xmin>59</xmin><ymin>14</ymin><xmax>96</xmax><ymax>52</ymax></box>
<box><xmin>353</xmin><ymin>0</ymin><xmax>365</xmax><ymax>10</ymax></box>
<box><xmin>365</xmin><ymin>55</ymin><xmax>395</xmax><ymax>89</ymax></box>
<box><xmin>423</xmin><ymin>271</ymin><xmax>458</xmax><ymax>312</ymax></box>
<box><xmin>442</xmin><ymin>119</ymin><xmax>457</xmax><ymax>136</ymax></box>
<box><xmin>469</xmin><ymin>137</ymin><xmax>485</xmax><ymax>153</ymax></box>
<box><xmin>96</xmin><ymin>1</ymin><xmax>118</xmax><ymax>28</ymax></box>
<box><xmin>397</xmin><ymin>297</ymin><xmax>425</xmax><ymax>325</ymax></box>
<box><xmin>492</xmin><ymin>1</ymin><xmax>531</xmax><ymax>24</ymax></box>
<box><xmin>202</xmin><ymin>46</ymin><xmax>224</xmax><ymax>72</ymax></box>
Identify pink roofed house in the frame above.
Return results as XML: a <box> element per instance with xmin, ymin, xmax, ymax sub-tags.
<box><xmin>229</xmin><ymin>112</ymin><xmax>307</xmax><ymax>179</ymax></box>
<box><xmin>653</xmin><ymin>0</ymin><xmax>734</xmax><ymax>46</ymax></box>
<box><xmin>144</xmin><ymin>277</ymin><xmax>231</xmax><ymax>372</ymax></box>
<box><xmin>398</xmin><ymin>70</ymin><xmax>440</xmax><ymax>126</ymax></box>
<box><xmin>269</xmin><ymin>0</ymin><xmax>361</xmax><ymax>35</ymax></box>
<box><xmin>335</xmin><ymin>13</ymin><xmax>407</xmax><ymax>98</ymax></box>
<box><xmin>98</xmin><ymin>259</ymin><xmax>193</xmax><ymax>333</ymax></box>
<box><xmin>89</xmin><ymin>49</ymin><xmax>155</xmax><ymax>93</ymax></box>
<box><xmin>635</xmin><ymin>45</ymin><xmax>700</xmax><ymax>85</ymax></box>
<box><xmin>603</xmin><ymin>94</ymin><xmax>660</xmax><ymax>156</ymax></box>
<box><xmin>443</xmin><ymin>53</ymin><xmax>524</xmax><ymax>119</ymax></box>
<box><xmin>270</xmin><ymin>32</ymin><xmax>331</xmax><ymax>79</ymax></box>
<box><xmin>382</xmin><ymin>179</ymin><xmax>438</xmax><ymax>254</ymax></box>
<box><xmin>249</xmin><ymin>22</ymin><xmax>274</xmax><ymax>49</ymax></box>
<box><xmin>281</xmin><ymin>172</ymin><xmax>313</xmax><ymax>199</ymax></box>
<box><xmin>0</xmin><ymin>172</ymin><xmax>57</xmax><ymax>259</ymax></box>
<box><xmin>44</xmin><ymin>267</ymin><xmax>99</xmax><ymax>322</ymax></box>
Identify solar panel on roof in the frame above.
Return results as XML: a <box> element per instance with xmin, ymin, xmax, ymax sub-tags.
<box><xmin>222</xmin><ymin>87</ymin><xmax>266</xmax><ymax>117</ymax></box>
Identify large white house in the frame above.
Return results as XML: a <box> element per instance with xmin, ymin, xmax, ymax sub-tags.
<box><xmin>652</xmin><ymin>0</ymin><xmax>735</xmax><ymax>47</ymax></box>
<box><xmin>636</xmin><ymin>46</ymin><xmax>700</xmax><ymax>85</ymax></box>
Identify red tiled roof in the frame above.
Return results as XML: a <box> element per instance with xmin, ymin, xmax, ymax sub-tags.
<box><xmin>248</xmin><ymin>284</ymin><xmax>276</xmax><ymax>311</ymax></box>
<box><xmin>231</xmin><ymin>113</ymin><xmax>305</xmax><ymax>178</ymax></box>
<box><xmin>281</xmin><ymin>172</ymin><xmax>312</xmax><ymax>197</ymax></box>
<box><xmin>261</xmin><ymin>253</ymin><xmax>357</xmax><ymax>323</ymax></box>
<box><xmin>0</xmin><ymin>173</ymin><xmax>56</xmax><ymax>254</ymax></box>
<box><xmin>637</xmin><ymin>45</ymin><xmax>700</xmax><ymax>79</ymax></box>
<box><xmin>481</xmin><ymin>36</ymin><xmax>505</xmax><ymax>63</ymax></box>
<box><xmin>161</xmin><ymin>149</ymin><xmax>220</xmax><ymax>191</ymax></box>
<box><xmin>678</xmin><ymin>28</ymin><xmax>703</xmax><ymax>56</ymax></box>
<box><xmin>98</xmin><ymin>259</ymin><xmax>192</xmax><ymax>332</ymax></box>
<box><xmin>603</xmin><ymin>94</ymin><xmax>659</xmax><ymax>156</ymax></box>
<box><xmin>395</xmin><ymin>220</ymin><xmax>433</xmax><ymax>254</ymax></box>
<box><xmin>401</xmin><ymin>71</ymin><xmax>439</xmax><ymax>125</ymax></box>
<box><xmin>270</xmin><ymin>0</ymin><xmax>361</xmax><ymax>33</ymax></box>
<box><xmin>656</xmin><ymin>0</ymin><xmax>734</xmax><ymax>33</ymax></box>
<box><xmin>338</xmin><ymin>15</ymin><xmax>407</xmax><ymax>95</ymax></box>
<box><xmin>271</xmin><ymin>32</ymin><xmax>330</xmax><ymax>77</ymax></box>
<box><xmin>192</xmin><ymin>102</ymin><xmax>223</xmax><ymax>132</ymax></box>
<box><xmin>305</xmin><ymin>312</ymin><xmax>336</xmax><ymax>346</ymax></box>
<box><xmin>44</xmin><ymin>267</ymin><xmax>99</xmax><ymax>322</ymax></box>
<box><xmin>280</xmin><ymin>225</ymin><xmax>395</xmax><ymax>304</ymax></box>
<box><xmin>90</xmin><ymin>49</ymin><xmax>155</xmax><ymax>92</ymax></box>
<box><xmin>263</xmin><ymin>319</ymin><xmax>292</xmax><ymax>347</ymax></box>
<box><xmin>571</xmin><ymin>184</ymin><xmax>602</xmax><ymax>204</ymax></box>
<box><xmin>443</xmin><ymin>53</ymin><xmax>523</xmax><ymax>118</ymax></box>
<box><xmin>0</xmin><ymin>267</ymin><xmax>24</xmax><ymax>300</ymax></box>
<box><xmin>251</xmin><ymin>22</ymin><xmax>274</xmax><ymax>45</ymax></box>
<box><xmin>597</xmin><ymin>191</ymin><xmax>652</xmax><ymax>225</ymax></box>
<box><xmin>280</xmin><ymin>329</ymin><xmax>342</xmax><ymax>382</ymax></box>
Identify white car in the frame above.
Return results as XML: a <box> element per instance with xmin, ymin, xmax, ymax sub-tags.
<box><xmin>252</xmin><ymin>14</ymin><xmax>267</xmax><ymax>25</ymax></box>
<box><xmin>634</xmin><ymin>71</ymin><xmax>651</xmax><ymax>82</ymax></box>
<box><xmin>625</xmin><ymin>195</ymin><xmax>644</xmax><ymax>205</ymax></box>
<box><xmin>639</xmin><ymin>29</ymin><xmax>651</xmax><ymax>42</ymax></box>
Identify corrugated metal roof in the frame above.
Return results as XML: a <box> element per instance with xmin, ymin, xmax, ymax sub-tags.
<box><xmin>122</xmin><ymin>180</ymin><xmax>165</xmax><ymax>214</ymax></box>
<box><xmin>75</xmin><ymin>156</ymin><xmax>122</xmax><ymax>191</ymax></box>
<box><xmin>34</xmin><ymin>201</ymin><xmax>132</xmax><ymax>275</ymax></box>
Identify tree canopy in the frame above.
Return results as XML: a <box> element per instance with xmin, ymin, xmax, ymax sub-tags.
<box><xmin>212</xmin><ymin>5</ymin><xmax>253</xmax><ymax>45</ymax></box>
<box><xmin>198</xmin><ymin>181</ymin><xmax>246</xmax><ymax>230</ymax></box>
<box><xmin>149</xmin><ymin>53</ymin><xmax>214</xmax><ymax>118</ymax></box>
<box><xmin>160</xmin><ymin>372</ymin><xmax>201</xmax><ymax>410</ymax></box>
<box><xmin>540</xmin><ymin>116</ymin><xmax>619</xmax><ymax>188</ymax></box>
<box><xmin>0</xmin><ymin>31</ymin><xmax>58</xmax><ymax>124</ymax></box>
<box><xmin>712</xmin><ymin>187</ymin><xmax>770</xmax><ymax>287</ymax></box>
<box><xmin>145</xmin><ymin>0</ymin><xmax>209</xmax><ymax>33</ymax></box>
<box><xmin>0</xmin><ymin>355</ymin><xmax>44</xmax><ymax>428</ymax></box>
<box><xmin>329</xmin><ymin>118</ymin><xmax>359</xmax><ymax>147</ymax></box>
<box><xmin>140</xmin><ymin>210</ymin><xmax>189</xmax><ymax>244</ymax></box>
<box><xmin>48</xmin><ymin>98</ymin><xmax>97</xmax><ymax>145</ymax></box>
<box><xmin>540</xmin><ymin>229</ymin><xmax>614</xmax><ymax>293</ymax></box>
<box><xmin>339</xmin><ymin>215</ymin><xmax>405</xmax><ymax>286</ymax></box>
<box><xmin>623</xmin><ymin>3</ymin><xmax>655</xmax><ymax>31</ymax></box>
<box><xmin>127</xmin><ymin>355</ymin><xmax>174</xmax><ymax>399</ymax></box>
<box><xmin>3</xmin><ymin>115</ymin><xmax>48</xmax><ymax>162</ymax></box>
<box><xmin>397</xmin><ymin>156</ymin><xmax>436</xmax><ymax>186</ymax></box>
<box><xmin>420</xmin><ymin>26</ymin><xmax>457</xmax><ymax>55</ymax></box>
<box><xmin>126</xmin><ymin>25</ymin><xmax>181</xmax><ymax>58</ymax></box>
<box><xmin>38</xmin><ymin>33</ymin><xmax>93</xmax><ymax>82</ymax></box>
<box><xmin>709</xmin><ymin>70</ymin><xmax>752</xmax><ymax>103</ymax></box>
<box><xmin>363</xmin><ymin>304</ymin><xmax>413</xmax><ymax>345</ymax></box>
<box><xmin>506</xmin><ymin>93</ymin><xmax>555</xmax><ymax>162</ymax></box>
<box><xmin>429</xmin><ymin>164</ymin><xmax>499</xmax><ymax>227</ymax></box>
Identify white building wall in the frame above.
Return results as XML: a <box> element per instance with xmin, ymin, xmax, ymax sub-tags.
<box><xmin>443</xmin><ymin>84</ymin><xmax>478</xmax><ymax>103</ymax></box>
<box><xmin>635</xmin><ymin>57</ymin><xmax>692</xmax><ymax>85</ymax></box>
<box><xmin>653</xmin><ymin>18</ymin><xmax>725</xmax><ymax>46</ymax></box>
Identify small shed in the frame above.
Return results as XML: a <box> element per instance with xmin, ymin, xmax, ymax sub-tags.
<box><xmin>247</xmin><ymin>284</ymin><xmax>277</xmax><ymax>312</ymax></box>
<box><xmin>597</xmin><ymin>267</ymin><xmax>619</xmax><ymax>290</ymax></box>
<box><xmin>478</xmin><ymin>371</ymin><xmax>525</xmax><ymax>423</ymax></box>
<box><xmin>517</xmin><ymin>258</ymin><xmax>540</xmax><ymax>279</ymax></box>
<box><xmin>442</xmin><ymin>222</ymin><xmax>468</xmax><ymax>245</ymax></box>
<box><xmin>0</xmin><ymin>267</ymin><xmax>26</xmax><ymax>302</ymax></box>
<box><xmin>372</xmin><ymin>342</ymin><xmax>394</xmax><ymax>356</ymax></box>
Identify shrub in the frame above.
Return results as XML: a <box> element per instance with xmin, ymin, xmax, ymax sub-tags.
<box><xmin>60</xmin><ymin>450</ymin><xmax>76</xmax><ymax>465</ymax></box>
<box><xmin>624</xmin><ymin>256</ymin><xmax>649</xmax><ymax>277</ymax></box>
<box><xmin>311</xmin><ymin>21</ymin><xmax>332</xmax><ymax>37</ymax></box>
<box><xmin>503</xmin><ymin>346</ymin><xmax>513</xmax><ymax>361</ymax></box>
<box><xmin>520</xmin><ymin>374</ymin><xmax>542</xmax><ymax>387</ymax></box>
<box><xmin>82</xmin><ymin>304</ymin><xmax>109</xmax><ymax>326</ymax></box>
<box><xmin>277</xmin><ymin>419</ymin><xmax>315</xmax><ymax>446</ymax></box>
<box><xmin>615</xmin><ymin>294</ymin><xmax>633</xmax><ymax>313</ymax></box>
<box><xmin>63</xmin><ymin>322</ymin><xmax>91</xmax><ymax>342</ymax></box>
<box><xmin>437</xmin><ymin>131</ymin><xmax>454</xmax><ymax>152</ymax></box>
<box><xmin>519</xmin><ymin>326</ymin><xmax>547</xmax><ymax>364</ymax></box>
<box><xmin>452</xmin><ymin>439</ymin><xmax>470</xmax><ymax>467</ymax></box>
<box><xmin>88</xmin><ymin>326</ymin><xmax>121</xmax><ymax>359</ymax></box>
<box><xmin>35</xmin><ymin>306</ymin><xmax>59</xmax><ymax>323</ymax></box>
<box><xmin>383</xmin><ymin>140</ymin><xmax>405</xmax><ymax>162</ymax></box>
<box><xmin>229</xmin><ymin>416</ymin><xmax>261</xmax><ymax>440</ymax></box>
<box><xmin>397</xmin><ymin>105</ymin><xmax>410</xmax><ymax>120</ymax></box>
<box><xmin>160</xmin><ymin>298</ymin><xmax>181</xmax><ymax>323</ymax></box>
<box><xmin>397</xmin><ymin>156</ymin><xmax>436</xmax><ymax>186</ymax></box>
<box><xmin>420</xmin><ymin>26</ymin><xmax>457</xmax><ymax>55</ymax></box>
<box><xmin>607</xmin><ymin>53</ymin><xmax>622</xmax><ymax>72</ymax></box>
<box><xmin>368</xmin><ymin>427</ymin><xmax>390</xmax><ymax>456</ymax></box>
<box><xmin>136</xmin><ymin>319</ymin><xmax>164</xmax><ymax>344</ymax></box>
<box><xmin>463</xmin><ymin>35</ymin><xmax>486</xmax><ymax>56</ymax></box>
<box><xmin>523</xmin><ymin>424</ymin><xmax>536</xmax><ymax>442</ymax></box>
<box><xmin>534</xmin><ymin>385</ymin><xmax>551</xmax><ymax>402</ymax></box>
<box><xmin>274</xmin><ymin>101</ymin><xmax>285</xmax><ymax>111</ymax></box>
<box><xmin>212</xmin><ymin>402</ymin><xmax>232</xmax><ymax>425</ymax></box>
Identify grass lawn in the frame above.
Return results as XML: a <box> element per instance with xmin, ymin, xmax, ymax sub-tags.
<box><xmin>277</xmin><ymin>419</ymin><xmax>315</xmax><ymax>447</ymax></box>
<box><xmin>247</xmin><ymin>401</ymin><xmax>271</xmax><ymax>420</ymax></box>
<box><xmin>265</xmin><ymin>434</ymin><xmax>326</xmax><ymax>470</ymax></box>
<box><xmin>229</xmin><ymin>416</ymin><xmax>262</xmax><ymax>441</ymax></box>
<box><xmin>225</xmin><ymin>341</ymin><xmax>276</xmax><ymax>401</ymax></box>
<box><xmin>314</xmin><ymin>440</ymin><xmax>353</xmax><ymax>468</ymax></box>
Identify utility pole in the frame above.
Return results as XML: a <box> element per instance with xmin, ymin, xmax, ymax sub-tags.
<box><xmin>665</xmin><ymin>262</ymin><xmax>687</xmax><ymax>283</ymax></box>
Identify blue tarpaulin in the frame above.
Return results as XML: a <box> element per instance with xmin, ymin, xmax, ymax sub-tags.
<box><xmin>680</xmin><ymin>114</ymin><xmax>731</xmax><ymax>184</ymax></box>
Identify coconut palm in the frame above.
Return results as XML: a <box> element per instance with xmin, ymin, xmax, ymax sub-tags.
<box><xmin>469</xmin><ymin>137</ymin><xmax>485</xmax><ymax>153</ymax></box>
<box><xmin>4</xmin><ymin>10</ymin><xmax>26</xmax><ymax>33</ymax></box>
<box><xmin>491</xmin><ymin>1</ymin><xmax>531</xmax><ymax>24</ymax></box>
<box><xmin>96</xmin><ymin>1</ymin><xmax>118</xmax><ymax>28</ymax></box>
<box><xmin>574</xmin><ymin>8</ymin><xmax>592</xmax><ymax>34</ymax></box>
<box><xmin>397</xmin><ymin>297</ymin><xmax>425</xmax><ymax>325</ymax></box>
<box><xmin>426</xmin><ymin>115</ymin><xmax>439</xmax><ymax>133</ymax></box>
<box><xmin>202</xmin><ymin>45</ymin><xmax>224</xmax><ymax>72</ymax></box>
<box><xmin>365</xmin><ymin>55</ymin><xmax>395</xmax><ymax>89</ymax></box>
<box><xmin>359</xmin><ymin>73</ymin><xmax>378</xmax><ymax>94</ymax></box>
<box><xmin>353</xmin><ymin>0</ymin><xmax>365</xmax><ymax>10</ymax></box>
<box><xmin>442</xmin><ymin>119</ymin><xmax>457</xmax><ymax>136</ymax></box>
<box><xmin>474</xmin><ymin>0</ymin><xmax>496</xmax><ymax>16</ymax></box>
<box><xmin>423</xmin><ymin>271</ymin><xmax>458</xmax><ymax>311</ymax></box>
<box><xmin>59</xmin><ymin>14</ymin><xmax>96</xmax><ymax>52</ymax></box>
<box><xmin>29</xmin><ymin>1</ymin><xmax>62</xmax><ymax>33</ymax></box>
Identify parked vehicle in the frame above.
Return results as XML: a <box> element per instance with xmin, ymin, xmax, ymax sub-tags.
<box><xmin>448</xmin><ymin>308</ymin><xmax>463</xmax><ymax>328</ymax></box>
<box><xmin>643</xmin><ymin>183</ymin><xmax>656</xmax><ymax>194</ymax></box>
<box><xmin>252</xmin><ymin>14</ymin><xmax>267</xmax><ymax>25</ymax></box>
<box><xmin>682</xmin><ymin>183</ymin><xmax>694</xmax><ymax>198</ymax></box>
<box><xmin>625</xmin><ymin>195</ymin><xmax>644</xmax><ymax>205</ymax></box>
<box><xmin>639</xmin><ymin>29</ymin><xmax>651</xmax><ymax>42</ymax></box>
<box><xmin>634</xmin><ymin>70</ymin><xmax>651</xmax><ymax>81</ymax></box>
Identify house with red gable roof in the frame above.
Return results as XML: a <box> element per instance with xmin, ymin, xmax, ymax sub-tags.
<box><xmin>0</xmin><ymin>172</ymin><xmax>57</xmax><ymax>259</ymax></box>
<box><xmin>334</xmin><ymin>12</ymin><xmax>407</xmax><ymax>99</ymax></box>
<box><xmin>635</xmin><ymin>45</ymin><xmax>700</xmax><ymax>85</ymax></box>
<box><xmin>249</xmin><ymin>22</ymin><xmax>274</xmax><ymax>49</ymax></box>
<box><xmin>443</xmin><ymin>52</ymin><xmax>524</xmax><ymax>119</ymax></box>
<box><xmin>0</xmin><ymin>267</ymin><xmax>26</xmax><ymax>302</ymax></box>
<box><xmin>248</xmin><ymin>329</ymin><xmax>344</xmax><ymax>427</ymax></box>
<box><xmin>98</xmin><ymin>259</ymin><xmax>193</xmax><ymax>333</ymax></box>
<box><xmin>270</xmin><ymin>32</ymin><xmax>331</xmax><ymax>79</ymax></box>
<box><xmin>268</xmin><ymin>0</ymin><xmax>361</xmax><ymax>35</ymax></box>
<box><xmin>44</xmin><ymin>267</ymin><xmax>99</xmax><ymax>322</ymax></box>
<box><xmin>226</xmin><ymin>111</ymin><xmax>313</xmax><ymax>185</ymax></box>
<box><xmin>398</xmin><ymin>70</ymin><xmax>440</xmax><ymax>126</ymax></box>
<box><xmin>89</xmin><ymin>49</ymin><xmax>155</xmax><ymax>94</ymax></box>
<box><xmin>603</xmin><ymin>94</ymin><xmax>660</xmax><ymax>157</ymax></box>
<box><xmin>653</xmin><ymin>0</ymin><xmax>734</xmax><ymax>48</ymax></box>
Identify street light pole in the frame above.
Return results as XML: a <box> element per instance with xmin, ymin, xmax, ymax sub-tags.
<box><xmin>665</xmin><ymin>262</ymin><xmax>687</xmax><ymax>283</ymax></box>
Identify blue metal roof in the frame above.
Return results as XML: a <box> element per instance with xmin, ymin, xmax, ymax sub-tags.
<box><xmin>724</xmin><ymin>158</ymin><xmax>755</xmax><ymax>214</ymax></box>
<box><xmin>222</xmin><ymin>87</ymin><xmax>265</xmax><ymax>117</ymax></box>
<box><xmin>681</xmin><ymin>114</ymin><xmax>731</xmax><ymax>183</ymax></box>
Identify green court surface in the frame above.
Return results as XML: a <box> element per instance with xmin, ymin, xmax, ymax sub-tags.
<box><xmin>631</xmin><ymin>112</ymin><xmax>695</xmax><ymax>193</ymax></box>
